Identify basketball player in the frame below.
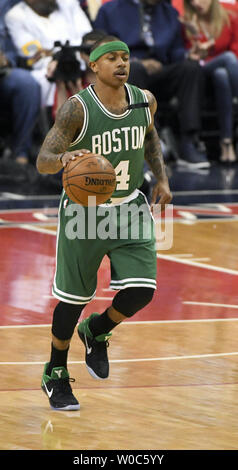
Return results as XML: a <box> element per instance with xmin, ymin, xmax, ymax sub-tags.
<box><xmin>36</xmin><ymin>36</ymin><xmax>172</xmax><ymax>410</ymax></box>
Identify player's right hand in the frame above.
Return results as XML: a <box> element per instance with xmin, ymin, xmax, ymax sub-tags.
<box><xmin>60</xmin><ymin>149</ymin><xmax>91</xmax><ymax>168</ymax></box>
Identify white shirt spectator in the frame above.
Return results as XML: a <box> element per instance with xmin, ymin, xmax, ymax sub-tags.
<box><xmin>5</xmin><ymin>0</ymin><xmax>92</xmax><ymax>106</ymax></box>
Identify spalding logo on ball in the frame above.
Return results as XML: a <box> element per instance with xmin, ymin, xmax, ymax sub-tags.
<box><xmin>62</xmin><ymin>153</ymin><xmax>117</xmax><ymax>206</ymax></box>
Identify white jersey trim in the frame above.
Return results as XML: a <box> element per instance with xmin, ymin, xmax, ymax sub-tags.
<box><xmin>87</xmin><ymin>83</ymin><xmax>133</xmax><ymax>119</ymax></box>
<box><xmin>140</xmin><ymin>89</ymin><xmax>152</xmax><ymax>127</ymax></box>
<box><xmin>69</xmin><ymin>94</ymin><xmax>89</xmax><ymax>146</ymax></box>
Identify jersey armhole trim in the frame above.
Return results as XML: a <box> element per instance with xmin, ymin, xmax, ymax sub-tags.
<box><xmin>141</xmin><ymin>90</ymin><xmax>152</xmax><ymax>127</ymax></box>
<box><xmin>69</xmin><ymin>94</ymin><xmax>89</xmax><ymax>147</ymax></box>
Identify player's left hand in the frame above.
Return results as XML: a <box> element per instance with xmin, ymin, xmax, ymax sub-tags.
<box><xmin>150</xmin><ymin>179</ymin><xmax>172</xmax><ymax>213</ymax></box>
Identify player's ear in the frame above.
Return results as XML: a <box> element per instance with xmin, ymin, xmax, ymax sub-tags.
<box><xmin>90</xmin><ymin>61</ymin><xmax>98</xmax><ymax>73</ymax></box>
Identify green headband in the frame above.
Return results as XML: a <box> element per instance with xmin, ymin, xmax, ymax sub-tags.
<box><xmin>89</xmin><ymin>40</ymin><xmax>130</xmax><ymax>62</ymax></box>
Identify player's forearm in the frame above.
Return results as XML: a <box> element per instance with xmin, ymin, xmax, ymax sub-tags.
<box><xmin>36</xmin><ymin>97</ymin><xmax>83</xmax><ymax>174</ymax></box>
<box><xmin>37</xmin><ymin>148</ymin><xmax>63</xmax><ymax>174</ymax></box>
<box><xmin>144</xmin><ymin>127</ymin><xmax>167</xmax><ymax>182</ymax></box>
<box><xmin>36</xmin><ymin>120</ymin><xmax>71</xmax><ymax>174</ymax></box>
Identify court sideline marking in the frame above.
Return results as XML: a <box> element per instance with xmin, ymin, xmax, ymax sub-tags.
<box><xmin>1</xmin><ymin>222</ymin><xmax>238</xmax><ymax>274</ymax></box>
<box><xmin>1</xmin><ymin>317</ymin><xmax>238</xmax><ymax>329</ymax></box>
<box><xmin>157</xmin><ymin>253</ymin><xmax>238</xmax><ymax>275</ymax></box>
<box><xmin>0</xmin><ymin>350</ymin><xmax>238</xmax><ymax>366</ymax></box>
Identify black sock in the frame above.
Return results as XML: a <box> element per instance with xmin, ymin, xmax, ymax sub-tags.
<box><xmin>89</xmin><ymin>309</ymin><xmax>118</xmax><ymax>337</ymax></box>
<box><xmin>46</xmin><ymin>343</ymin><xmax>69</xmax><ymax>376</ymax></box>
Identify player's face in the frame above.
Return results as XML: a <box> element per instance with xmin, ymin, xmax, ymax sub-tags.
<box><xmin>91</xmin><ymin>50</ymin><xmax>130</xmax><ymax>86</ymax></box>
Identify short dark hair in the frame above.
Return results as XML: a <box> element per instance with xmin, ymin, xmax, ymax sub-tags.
<box><xmin>79</xmin><ymin>30</ymin><xmax>108</xmax><ymax>55</ymax></box>
<box><xmin>81</xmin><ymin>30</ymin><xmax>107</xmax><ymax>45</ymax></box>
<box><xmin>91</xmin><ymin>35</ymin><xmax>120</xmax><ymax>52</ymax></box>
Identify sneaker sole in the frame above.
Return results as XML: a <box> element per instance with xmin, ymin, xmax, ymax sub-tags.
<box><xmin>50</xmin><ymin>404</ymin><xmax>80</xmax><ymax>411</ymax></box>
<box><xmin>86</xmin><ymin>364</ymin><xmax>108</xmax><ymax>380</ymax></box>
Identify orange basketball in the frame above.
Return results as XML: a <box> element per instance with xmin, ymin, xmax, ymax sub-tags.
<box><xmin>62</xmin><ymin>153</ymin><xmax>116</xmax><ymax>206</ymax></box>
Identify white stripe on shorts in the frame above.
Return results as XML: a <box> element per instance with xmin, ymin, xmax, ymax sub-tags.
<box><xmin>52</xmin><ymin>283</ymin><xmax>96</xmax><ymax>302</ymax></box>
<box><xmin>110</xmin><ymin>277</ymin><xmax>157</xmax><ymax>285</ymax></box>
<box><xmin>110</xmin><ymin>278</ymin><xmax>157</xmax><ymax>290</ymax></box>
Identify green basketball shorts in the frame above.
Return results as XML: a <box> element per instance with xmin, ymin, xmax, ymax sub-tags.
<box><xmin>52</xmin><ymin>190</ymin><xmax>157</xmax><ymax>304</ymax></box>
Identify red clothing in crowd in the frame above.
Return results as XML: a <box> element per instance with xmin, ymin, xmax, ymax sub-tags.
<box><xmin>184</xmin><ymin>9</ymin><xmax>238</xmax><ymax>60</ymax></box>
<box><xmin>207</xmin><ymin>10</ymin><xmax>238</xmax><ymax>58</ymax></box>
<box><xmin>174</xmin><ymin>0</ymin><xmax>238</xmax><ymax>60</ymax></box>
<box><xmin>52</xmin><ymin>77</ymin><xmax>90</xmax><ymax>120</ymax></box>
<box><xmin>172</xmin><ymin>0</ymin><xmax>238</xmax><ymax>15</ymax></box>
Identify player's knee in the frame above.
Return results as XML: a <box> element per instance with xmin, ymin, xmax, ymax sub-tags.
<box><xmin>51</xmin><ymin>301</ymin><xmax>85</xmax><ymax>340</ymax></box>
<box><xmin>112</xmin><ymin>287</ymin><xmax>155</xmax><ymax>317</ymax></box>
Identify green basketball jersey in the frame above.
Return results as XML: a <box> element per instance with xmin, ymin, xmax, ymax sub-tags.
<box><xmin>69</xmin><ymin>84</ymin><xmax>151</xmax><ymax>198</ymax></box>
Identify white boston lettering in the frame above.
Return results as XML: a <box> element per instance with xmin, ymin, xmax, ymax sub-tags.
<box><xmin>112</xmin><ymin>128</ymin><xmax>122</xmax><ymax>152</ymax></box>
<box><xmin>92</xmin><ymin>134</ymin><xmax>101</xmax><ymax>154</ymax></box>
<box><xmin>139</xmin><ymin>125</ymin><xmax>146</xmax><ymax>147</ymax></box>
<box><xmin>120</xmin><ymin>126</ymin><xmax>130</xmax><ymax>151</ymax></box>
<box><xmin>102</xmin><ymin>131</ymin><xmax>112</xmax><ymax>155</ymax></box>
<box><xmin>91</xmin><ymin>126</ymin><xmax>145</xmax><ymax>154</ymax></box>
<box><xmin>131</xmin><ymin>126</ymin><xmax>139</xmax><ymax>149</ymax></box>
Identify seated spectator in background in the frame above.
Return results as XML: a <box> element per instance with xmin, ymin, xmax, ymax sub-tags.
<box><xmin>94</xmin><ymin>0</ymin><xmax>210</xmax><ymax>169</ymax></box>
<box><xmin>0</xmin><ymin>0</ymin><xmax>41</xmax><ymax>166</ymax></box>
<box><xmin>48</xmin><ymin>29</ymin><xmax>106</xmax><ymax>118</ymax></box>
<box><xmin>181</xmin><ymin>0</ymin><xmax>238</xmax><ymax>161</ymax></box>
<box><xmin>172</xmin><ymin>0</ymin><xmax>238</xmax><ymax>15</ymax></box>
<box><xmin>5</xmin><ymin>0</ymin><xmax>92</xmax><ymax>107</ymax></box>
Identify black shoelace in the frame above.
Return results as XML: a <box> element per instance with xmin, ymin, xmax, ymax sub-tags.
<box><xmin>53</xmin><ymin>377</ymin><xmax>75</xmax><ymax>398</ymax></box>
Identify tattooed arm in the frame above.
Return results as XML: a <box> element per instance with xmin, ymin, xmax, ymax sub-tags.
<box><xmin>36</xmin><ymin>98</ymin><xmax>89</xmax><ymax>174</ymax></box>
<box><xmin>144</xmin><ymin>90</ymin><xmax>172</xmax><ymax>207</ymax></box>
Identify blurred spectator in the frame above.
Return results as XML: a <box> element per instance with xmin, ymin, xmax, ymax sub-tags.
<box><xmin>181</xmin><ymin>0</ymin><xmax>238</xmax><ymax>161</ymax></box>
<box><xmin>86</xmin><ymin>0</ymin><xmax>103</xmax><ymax>20</ymax></box>
<box><xmin>5</xmin><ymin>0</ymin><xmax>92</xmax><ymax>107</ymax></box>
<box><xmin>94</xmin><ymin>0</ymin><xmax>210</xmax><ymax>169</ymax></box>
<box><xmin>78</xmin><ymin>0</ymin><xmax>114</xmax><ymax>21</ymax></box>
<box><xmin>173</xmin><ymin>0</ymin><xmax>238</xmax><ymax>15</ymax></box>
<box><xmin>0</xmin><ymin>0</ymin><xmax>41</xmax><ymax>166</ymax></box>
<box><xmin>49</xmin><ymin>29</ymin><xmax>106</xmax><ymax>117</ymax></box>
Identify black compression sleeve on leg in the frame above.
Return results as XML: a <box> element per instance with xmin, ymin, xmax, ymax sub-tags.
<box><xmin>112</xmin><ymin>287</ymin><xmax>155</xmax><ymax>317</ymax></box>
<box><xmin>51</xmin><ymin>301</ymin><xmax>85</xmax><ymax>340</ymax></box>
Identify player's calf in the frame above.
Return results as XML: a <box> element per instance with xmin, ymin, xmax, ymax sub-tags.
<box><xmin>112</xmin><ymin>287</ymin><xmax>155</xmax><ymax>317</ymax></box>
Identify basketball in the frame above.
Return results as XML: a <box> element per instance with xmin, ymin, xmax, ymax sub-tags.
<box><xmin>62</xmin><ymin>153</ymin><xmax>117</xmax><ymax>206</ymax></box>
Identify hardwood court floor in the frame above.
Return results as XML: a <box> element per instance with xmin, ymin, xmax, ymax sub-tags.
<box><xmin>0</xmin><ymin>201</ymin><xmax>238</xmax><ymax>450</ymax></box>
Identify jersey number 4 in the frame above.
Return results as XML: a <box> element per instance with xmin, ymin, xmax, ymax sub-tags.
<box><xmin>115</xmin><ymin>161</ymin><xmax>130</xmax><ymax>190</ymax></box>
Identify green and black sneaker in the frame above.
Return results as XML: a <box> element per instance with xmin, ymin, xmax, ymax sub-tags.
<box><xmin>78</xmin><ymin>313</ymin><xmax>112</xmax><ymax>380</ymax></box>
<box><xmin>41</xmin><ymin>363</ymin><xmax>80</xmax><ymax>411</ymax></box>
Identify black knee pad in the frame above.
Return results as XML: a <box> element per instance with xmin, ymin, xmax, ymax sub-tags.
<box><xmin>112</xmin><ymin>287</ymin><xmax>155</xmax><ymax>317</ymax></box>
<box><xmin>52</xmin><ymin>301</ymin><xmax>85</xmax><ymax>340</ymax></box>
